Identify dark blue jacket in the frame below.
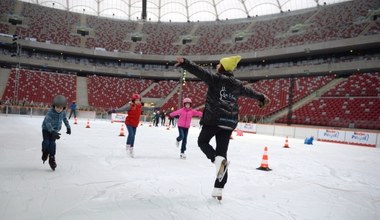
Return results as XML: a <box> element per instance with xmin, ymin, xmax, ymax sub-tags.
<box><xmin>70</xmin><ymin>103</ymin><xmax>77</xmax><ymax>111</ymax></box>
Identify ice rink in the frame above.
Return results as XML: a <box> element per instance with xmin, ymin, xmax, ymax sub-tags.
<box><xmin>0</xmin><ymin>115</ymin><xmax>379</xmax><ymax>220</ymax></box>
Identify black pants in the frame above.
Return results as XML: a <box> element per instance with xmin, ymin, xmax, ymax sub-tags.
<box><xmin>154</xmin><ymin>117</ymin><xmax>159</xmax><ymax>126</ymax></box>
<box><xmin>42</xmin><ymin>129</ymin><xmax>57</xmax><ymax>156</ymax></box>
<box><xmin>161</xmin><ymin>117</ymin><xmax>165</xmax><ymax>126</ymax></box>
<box><xmin>169</xmin><ymin>118</ymin><xmax>174</xmax><ymax>126</ymax></box>
<box><xmin>198</xmin><ymin>125</ymin><xmax>232</xmax><ymax>188</ymax></box>
<box><xmin>69</xmin><ymin>110</ymin><xmax>76</xmax><ymax>119</ymax></box>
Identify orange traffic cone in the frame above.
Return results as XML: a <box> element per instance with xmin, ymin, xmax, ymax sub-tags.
<box><xmin>74</xmin><ymin>117</ymin><xmax>78</xmax><ymax>125</ymax></box>
<box><xmin>166</xmin><ymin>124</ymin><xmax>170</xmax><ymax>130</ymax></box>
<box><xmin>119</xmin><ymin>124</ymin><xmax>125</xmax><ymax>136</ymax></box>
<box><xmin>236</xmin><ymin>129</ymin><xmax>243</xmax><ymax>136</ymax></box>
<box><xmin>85</xmin><ymin>119</ymin><xmax>90</xmax><ymax>128</ymax></box>
<box><xmin>256</xmin><ymin>146</ymin><xmax>272</xmax><ymax>171</ymax></box>
<box><xmin>283</xmin><ymin>136</ymin><xmax>290</xmax><ymax>148</ymax></box>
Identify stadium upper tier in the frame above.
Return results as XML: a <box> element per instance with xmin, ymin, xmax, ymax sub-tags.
<box><xmin>0</xmin><ymin>0</ymin><xmax>379</xmax><ymax>56</ymax></box>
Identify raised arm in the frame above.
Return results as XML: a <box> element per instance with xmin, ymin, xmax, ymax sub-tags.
<box><xmin>175</xmin><ymin>57</ymin><xmax>217</xmax><ymax>85</ymax></box>
<box><xmin>240</xmin><ymin>85</ymin><xmax>270</xmax><ymax>108</ymax></box>
<box><xmin>169</xmin><ymin>109</ymin><xmax>182</xmax><ymax>118</ymax></box>
<box><xmin>114</xmin><ymin>103</ymin><xmax>131</xmax><ymax>113</ymax></box>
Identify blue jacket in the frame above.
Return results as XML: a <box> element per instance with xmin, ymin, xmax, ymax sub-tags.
<box><xmin>42</xmin><ymin>108</ymin><xmax>70</xmax><ymax>133</ymax></box>
<box><xmin>70</xmin><ymin>103</ymin><xmax>77</xmax><ymax>111</ymax></box>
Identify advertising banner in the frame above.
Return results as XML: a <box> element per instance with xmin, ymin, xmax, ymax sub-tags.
<box><xmin>111</xmin><ymin>113</ymin><xmax>127</xmax><ymax>123</ymax></box>
<box><xmin>237</xmin><ymin>123</ymin><xmax>257</xmax><ymax>133</ymax></box>
<box><xmin>317</xmin><ymin>129</ymin><xmax>345</xmax><ymax>143</ymax></box>
<box><xmin>345</xmin><ymin>131</ymin><xmax>377</xmax><ymax>147</ymax></box>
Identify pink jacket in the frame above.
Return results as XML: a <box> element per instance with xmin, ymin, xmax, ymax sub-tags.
<box><xmin>170</xmin><ymin>107</ymin><xmax>203</xmax><ymax>128</ymax></box>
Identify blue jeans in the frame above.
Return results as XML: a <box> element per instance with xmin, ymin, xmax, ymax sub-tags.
<box><xmin>42</xmin><ymin>129</ymin><xmax>57</xmax><ymax>156</ymax></box>
<box><xmin>177</xmin><ymin>127</ymin><xmax>189</xmax><ymax>153</ymax></box>
<box><xmin>126</xmin><ymin>125</ymin><xmax>137</xmax><ymax>147</ymax></box>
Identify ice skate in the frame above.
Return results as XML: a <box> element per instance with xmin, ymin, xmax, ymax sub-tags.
<box><xmin>180</xmin><ymin>153</ymin><xmax>186</xmax><ymax>159</ymax></box>
<box><xmin>126</xmin><ymin>144</ymin><xmax>131</xmax><ymax>153</ymax></box>
<box><xmin>129</xmin><ymin>147</ymin><xmax>134</xmax><ymax>158</ymax></box>
<box><xmin>211</xmin><ymin>187</ymin><xmax>223</xmax><ymax>201</ymax></box>
<box><xmin>48</xmin><ymin>156</ymin><xmax>57</xmax><ymax>171</ymax></box>
<box><xmin>41</xmin><ymin>149</ymin><xmax>48</xmax><ymax>164</ymax></box>
<box><xmin>176</xmin><ymin>140</ymin><xmax>180</xmax><ymax>148</ymax></box>
<box><xmin>214</xmin><ymin>156</ymin><xmax>230</xmax><ymax>182</ymax></box>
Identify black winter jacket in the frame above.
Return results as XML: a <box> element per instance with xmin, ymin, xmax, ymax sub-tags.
<box><xmin>179</xmin><ymin>58</ymin><xmax>266</xmax><ymax>130</ymax></box>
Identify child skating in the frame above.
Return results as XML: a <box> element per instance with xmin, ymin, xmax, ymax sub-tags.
<box><xmin>109</xmin><ymin>94</ymin><xmax>142</xmax><ymax>158</ymax></box>
<box><xmin>169</xmin><ymin>98</ymin><xmax>202</xmax><ymax>159</ymax></box>
<box><xmin>175</xmin><ymin>55</ymin><xmax>270</xmax><ymax>200</ymax></box>
<box><xmin>41</xmin><ymin>95</ymin><xmax>71</xmax><ymax>171</ymax></box>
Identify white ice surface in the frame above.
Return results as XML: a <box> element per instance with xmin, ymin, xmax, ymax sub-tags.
<box><xmin>0</xmin><ymin>115</ymin><xmax>379</xmax><ymax>220</ymax></box>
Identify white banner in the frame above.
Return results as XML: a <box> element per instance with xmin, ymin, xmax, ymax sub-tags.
<box><xmin>111</xmin><ymin>113</ymin><xmax>127</xmax><ymax>123</ymax></box>
<box><xmin>345</xmin><ymin>131</ymin><xmax>377</xmax><ymax>147</ymax></box>
<box><xmin>237</xmin><ymin>123</ymin><xmax>257</xmax><ymax>133</ymax></box>
<box><xmin>317</xmin><ymin>129</ymin><xmax>345</xmax><ymax>143</ymax></box>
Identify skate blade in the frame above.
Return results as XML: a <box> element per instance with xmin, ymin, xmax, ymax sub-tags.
<box><xmin>212</xmin><ymin>195</ymin><xmax>222</xmax><ymax>201</ymax></box>
<box><xmin>217</xmin><ymin>160</ymin><xmax>230</xmax><ymax>182</ymax></box>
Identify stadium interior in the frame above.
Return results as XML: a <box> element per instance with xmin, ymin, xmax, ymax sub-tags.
<box><xmin>0</xmin><ymin>0</ymin><xmax>379</xmax><ymax>130</ymax></box>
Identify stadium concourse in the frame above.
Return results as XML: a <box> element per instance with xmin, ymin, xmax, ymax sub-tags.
<box><xmin>0</xmin><ymin>115</ymin><xmax>379</xmax><ymax>220</ymax></box>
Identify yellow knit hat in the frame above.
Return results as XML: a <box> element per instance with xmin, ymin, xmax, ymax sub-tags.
<box><xmin>220</xmin><ymin>55</ymin><xmax>241</xmax><ymax>72</ymax></box>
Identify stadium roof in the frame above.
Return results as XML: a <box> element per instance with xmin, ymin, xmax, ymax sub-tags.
<box><xmin>21</xmin><ymin>0</ymin><xmax>349</xmax><ymax>22</ymax></box>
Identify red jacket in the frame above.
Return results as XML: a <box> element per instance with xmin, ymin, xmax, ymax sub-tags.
<box><xmin>125</xmin><ymin>103</ymin><xmax>142</xmax><ymax>127</ymax></box>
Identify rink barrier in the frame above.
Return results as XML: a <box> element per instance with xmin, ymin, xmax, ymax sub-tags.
<box><xmin>1</xmin><ymin>105</ymin><xmax>378</xmax><ymax>147</ymax></box>
<box><xmin>236</xmin><ymin>122</ymin><xmax>379</xmax><ymax>148</ymax></box>
<box><xmin>0</xmin><ymin>105</ymin><xmax>97</xmax><ymax>118</ymax></box>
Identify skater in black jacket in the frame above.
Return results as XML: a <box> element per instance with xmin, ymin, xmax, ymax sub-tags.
<box><xmin>175</xmin><ymin>55</ymin><xmax>270</xmax><ymax>200</ymax></box>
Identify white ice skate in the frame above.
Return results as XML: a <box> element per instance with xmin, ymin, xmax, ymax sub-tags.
<box><xmin>129</xmin><ymin>147</ymin><xmax>134</xmax><ymax>158</ymax></box>
<box><xmin>176</xmin><ymin>140</ymin><xmax>180</xmax><ymax>148</ymax></box>
<box><xmin>211</xmin><ymin>187</ymin><xmax>223</xmax><ymax>201</ymax></box>
<box><xmin>214</xmin><ymin>156</ymin><xmax>230</xmax><ymax>182</ymax></box>
<box><xmin>126</xmin><ymin>144</ymin><xmax>130</xmax><ymax>152</ymax></box>
<box><xmin>180</xmin><ymin>153</ymin><xmax>186</xmax><ymax>159</ymax></box>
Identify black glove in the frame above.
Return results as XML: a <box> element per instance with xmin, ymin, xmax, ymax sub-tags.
<box><xmin>258</xmin><ymin>95</ymin><xmax>270</xmax><ymax>109</ymax></box>
<box><xmin>66</xmin><ymin>128</ymin><xmax>71</xmax><ymax>135</ymax></box>
<box><xmin>108</xmin><ymin>109</ymin><xmax>116</xmax><ymax>114</ymax></box>
<box><xmin>52</xmin><ymin>131</ymin><xmax>61</xmax><ymax>140</ymax></box>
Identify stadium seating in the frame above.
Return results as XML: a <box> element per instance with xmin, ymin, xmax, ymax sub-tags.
<box><xmin>2</xmin><ymin>0</ymin><xmax>377</xmax><ymax>54</ymax></box>
<box><xmin>161</xmin><ymin>81</ymin><xmax>208</xmax><ymax>110</ymax></box>
<box><xmin>144</xmin><ymin>80</ymin><xmax>178</xmax><ymax>98</ymax></box>
<box><xmin>87</xmin><ymin>75</ymin><xmax>153</xmax><ymax>109</ymax></box>
<box><xmin>238</xmin><ymin>75</ymin><xmax>334</xmax><ymax>116</ymax></box>
<box><xmin>2</xmin><ymin>69</ymin><xmax>76</xmax><ymax>105</ymax></box>
<box><xmin>276</xmin><ymin>72</ymin><xmax>380</xmax><ymax>129</ymax></box>
<box><xmin>16</xmin><ymin>3</ymin><xmax>80</xmax><ymax>46</ymax></box>
<box><xmin>85</xmin><ymin>16</ymin><xmax>136</xmax><ymax>52</ymax></box>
